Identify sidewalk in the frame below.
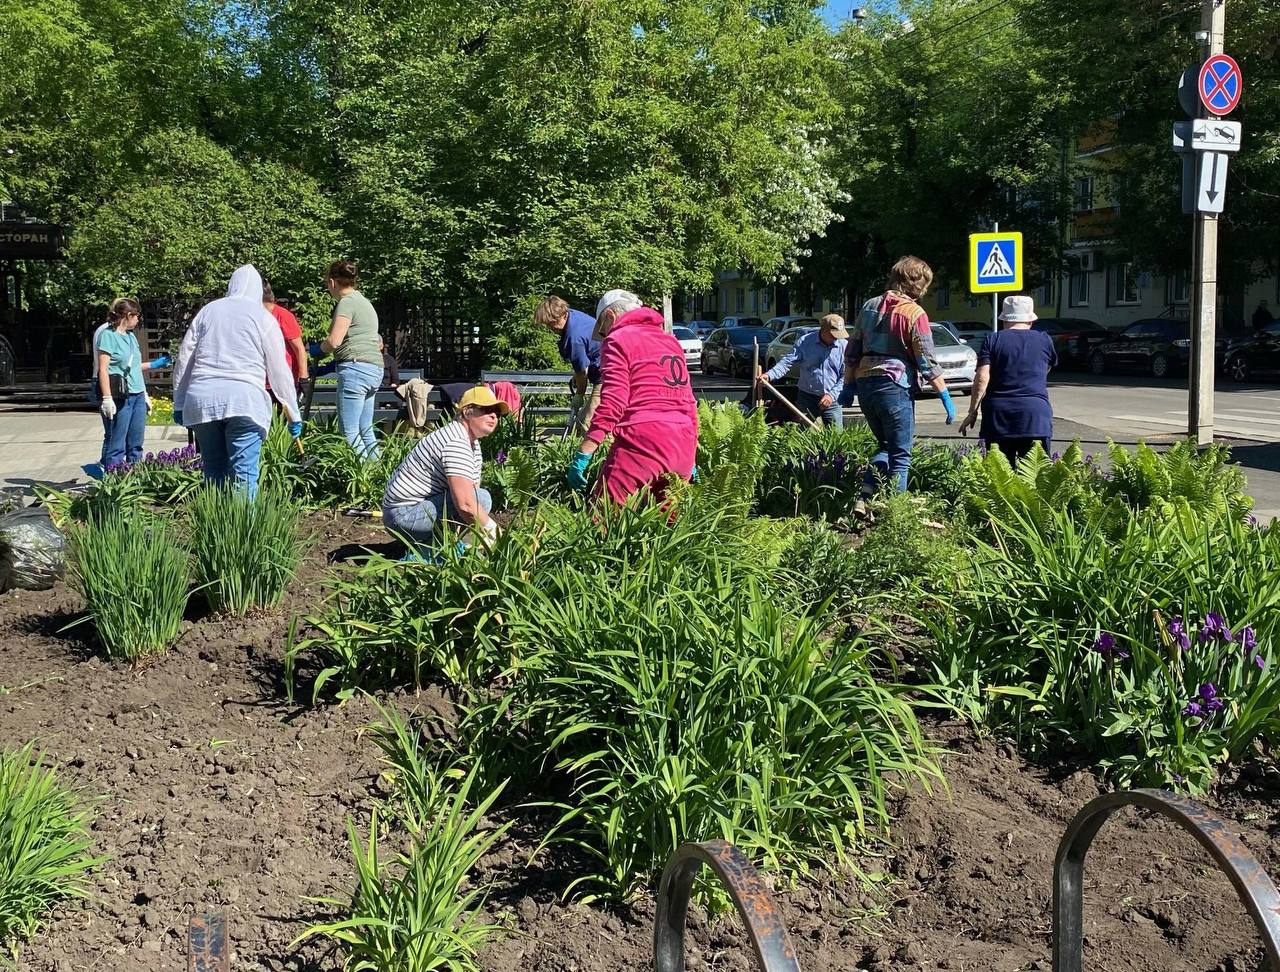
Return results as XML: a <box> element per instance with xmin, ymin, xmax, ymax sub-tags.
<box><xmin>0</xmin><ymin>410</ymin><xmax>188</xmax><ymax>491</ymax></box>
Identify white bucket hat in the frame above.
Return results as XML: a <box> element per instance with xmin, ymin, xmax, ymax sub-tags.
<box><xmin>998</xmin><ymin>295</ymin><xmax>1037</xmax><ymax>323</ymax></box>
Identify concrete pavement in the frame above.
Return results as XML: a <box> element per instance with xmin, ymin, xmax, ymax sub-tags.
<box><xmin>3</xmin><ymin>374</ymin><xmax>1280</xmax><ymax>518</ymax></box>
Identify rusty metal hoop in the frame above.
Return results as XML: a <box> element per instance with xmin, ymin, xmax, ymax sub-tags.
<box><xmin>1054</xmin><ymin>788</ymin><xmax>1280</xmax><ymax>972</ymax></box>
<box><xmin>653</xmin><ymin>839</ymin><xmax>801</xmax><ymax>972</ymax></box>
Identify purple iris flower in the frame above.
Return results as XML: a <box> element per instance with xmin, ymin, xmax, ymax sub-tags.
<box><xmin>1167</xmin><ymin>616</ymin><xmax>1191</xmax><ymax>651</ymax></box>
<box><xmin>1237</xmin><ymin>625</ymin><xmax>1257</xmax><ymax>653</ymax></box>
<box><xmin>1182</xmin><ymin>701</ymin><xmax>1204</xmax><ymax>718</ymax></box>
<box><xmin>1255</xmin><ymin>654</ymin><xmax>1266</xmax><ymax>670</ymax></box>
<box><xmin>1092</xmin><ymin>631</ymin><xmax>1128</xmax><ymax>660</ymax></box>
<box><xmin>1198</xmin><ymin>682</ymin><xmax>1225</xmax><ymax>713</ymax></box>
<box><xmin>494</xmin><ymin>450</ymin><xmax>507</xmax><ymax>465</ymax></box>
<box><xmin>1198</xmin><ymin>612</ymin><xmax>1232</xmax><ymax>644</ymax></box>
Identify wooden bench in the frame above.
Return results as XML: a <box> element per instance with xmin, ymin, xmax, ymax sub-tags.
<box><xmin>480</xmin><ymin>370</ymin><xmax>576</xmax><ymax>424</ymax></box>
<box><xmin>301</xmin><ymin>371</ymin><xmax>446</xmax><ymax>426</ymax></box>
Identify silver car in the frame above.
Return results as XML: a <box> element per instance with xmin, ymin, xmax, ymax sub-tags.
<box><xmin>671</xmin><ymin>326</ymin><xmax>703</xmax><ymax>371</ymax></box>
<box><xmin>929</xmin><ymin>323</ymin><xmax>977</xmax><ymax>394</ymax></box>
<box><xmin>763</xmin><ymin>325</ymin><xmax>818</xmax><ymax>371</ymax></box>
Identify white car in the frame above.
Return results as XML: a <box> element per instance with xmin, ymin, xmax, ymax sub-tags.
<box><xmin>929</xmin><ymin>323</ymin><xmax>977</xmax><ymax>394</ymax></box>
<box><xmin>763</xmin><ymin>325</ymin><xmax>818</xmax><ymax>371</ymax></box>
<box><xmin>671</xmin><ymin>326</ymin><xmax>703</xmax><ymax>370</ymax></box>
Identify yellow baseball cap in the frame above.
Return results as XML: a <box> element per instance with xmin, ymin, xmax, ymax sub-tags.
<box><xmin>458</xmin><ymin>385</ymin><xmax>511</xmax><ymax>415</ymax></box>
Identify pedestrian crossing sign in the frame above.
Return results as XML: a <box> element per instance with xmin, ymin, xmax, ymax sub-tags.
<box><xmin>969</xmin><ymin>232</ymin><xmax>1023</xmax><ymax>293</ymax></box>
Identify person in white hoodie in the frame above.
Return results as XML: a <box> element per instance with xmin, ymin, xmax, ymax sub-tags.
<box><xmin>172</xmin><ymin>265</ymin><xmax>302</xmax><ymax>498</ymax></box>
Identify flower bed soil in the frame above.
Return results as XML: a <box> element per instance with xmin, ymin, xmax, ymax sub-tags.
<box><xmin>1</xmin><ymin>514</ymin><xmax>1277</xmax><ymax>971</ymax></box>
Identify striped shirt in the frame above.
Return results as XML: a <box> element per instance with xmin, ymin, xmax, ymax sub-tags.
<box><xmin>383</xmin><ymin>421</ymin><xmax>482</xmax><ymax>509</ymax></box>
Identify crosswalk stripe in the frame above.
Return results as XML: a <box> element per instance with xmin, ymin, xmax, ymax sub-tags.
<box><xmin>1109</xmin><ymin>413</ymin><xmax>1280</xmax><ymax>441</ymax></box>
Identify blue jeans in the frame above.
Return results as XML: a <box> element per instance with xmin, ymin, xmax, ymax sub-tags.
<box><xmin>795</xmin><ymin>389</ymin><xmax>844</xmax><ymax>428</ymax></box>
<box><xmin>194</xmin><ymin>417</ymin><xmax>266</xmax><ymax>499</ymax></box>
<box><xmin>383</xmin><ymin>487</ymin><xmax>493</xmax><ymax>553</ymax></box>
<box><xmin>337</xmin><ymin>361</ymin><xmax>383</xmax><ymax>459</ymax></box>
<box><xmin>857</xmin><ymin>376</ymin><xmax>915</xmax><ymax>494</ymax></box>
<box><xmin>100</xmin><ymin>393</ymin><xmax>147</xmax><ymax>469</ymax></box>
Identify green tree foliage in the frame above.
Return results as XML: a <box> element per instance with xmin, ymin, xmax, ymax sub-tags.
<box><xmin>797</xmin><ymin>0</ymin><xmax>1069</xmax><ymax>297</ymax></box>
<box><xmin>68</xmin><ymin>129</ymin><xmax>345</xmax><ymax>306</ymax></box>
<box><xmin>320</xmin><ymin>0</ymin><xmax>841</xmax><ymax>302</ymax></box>
<box><xmin>1016</xmin><ymin>0</ymin><xmax>1280</xmax><ymax>293</ymax></box>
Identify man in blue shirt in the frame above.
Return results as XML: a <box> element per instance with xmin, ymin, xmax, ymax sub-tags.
<box><xmin>758</xmin><ymin>314</ymin><xmax>849</xmax><ymax>427</ymax></box>
<box><xmin>534</xmin><ymin>295</ymin><xmax>602</xmax><ymax>434</ymax></box>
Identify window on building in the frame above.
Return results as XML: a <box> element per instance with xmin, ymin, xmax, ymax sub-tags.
<box><xmin>1168</xmin><ymin>271</ymin><xmax>1190</xmax><ymax>305</ymax></box>
<box><xmin>1039</xmin><ymin>269</ymin><xmax>1054</xmax><ymax>306</ymax></box>
<box><xmin>751</xmin><ymin>289</ymin><xmax>759</xmax><ymax>314</ymax></box>
<box><xmin>1107</xmin><ymin>262</ymin><xmax>1141</xmax><ymax>306</ymax></box>
<box><xmin>1068</xmin><ymin>270</ymin><xmax>1090</xmax><ymax>307</ymax></box>
<box><xmin>965</xmin><ymin>293</ymin><xmax>982</xmax><ymax>309</ymax></box>
<box><xmin>735</xmin><ymin>287</ymin><xmax>745</xmax><ymax>312</ymax></box>
<box><xmin>1072</xmin><ymin>175</ymin><xmax>1094</xmax><ymax>213</ymax></box>
<box><xmin>936</xmin><ymin>281</ymin><xmax>950</xmax><ymax>309</ymax></box>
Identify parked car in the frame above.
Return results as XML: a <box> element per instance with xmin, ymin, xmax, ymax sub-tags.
<box><xmin>717</xmin><ymin>315</ymin><xmax>766</xmax><ymax>330</ymax></box>
<box><xmin>671</xmin><ymin>326</ymin><xmax>703</xmax><ymax>371</ymax></box>
<box><xmin>686</xmin><ymin>319</ymin><xmax>720</xmax><ymax>338</ymax></box>
<box><xmin>927</xmin><ymin>323</ymin><xmax>977</xmax><ymax>394</ymax></box>
<box><xmin>700</xmin><ymin>326</ymin><xmax>777</xmax><ymax>377</ymax></box>
<box><xmin>1088</xmin><ymin>318</ymin><xmax>1231</xmax><ymax>378</ymax></box>
<box><xmin>1032</xmin><ymin>317</ymin><xmax>1111</xmax><ymax>368</ymax></box>
<box><xmin>764</xmin><ymin>315</ymin><xmax>819</xmax><ymax>333</ymax></box>
<box><xmin>934</xmin><ymin>320</ymin><xmax>991</xmax><ymax>354</ymax></box>
<box><xmin>763</xmin><ymin>325</ymin><xmax>819</xmax><ymax>371</ymax></box>
<box><xmin>1224</xmin><ymin>320</ymin><xmax>1280</xmax><ymax>381</ymax></box>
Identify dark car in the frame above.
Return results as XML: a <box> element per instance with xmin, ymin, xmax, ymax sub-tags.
<box><xmin>1224</xmin><ymin>320</ymin><xmax>1280</xmax><ymax>382</ymax></box>
<box><xmin>1090</xmin><ymin>318</ymin><xmax>1229</xmax><ymax>378</ymax></box>
<box><xmin>700</xmin><ymin>326</ymin><xmax>777</xmax><ymax>377</ymax></box>
<box><xmin>1090</xmin><ymin>319</ymin><xmax>1193</xmax><ymax>378</ymax></box>
<box><xmin>1032</xmin><ymin>317</ymin><xmax>1111</xmax><ymax>368</ymax></box>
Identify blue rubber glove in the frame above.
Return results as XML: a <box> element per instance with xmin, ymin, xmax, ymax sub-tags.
<box><xmin>173</xmin><ymin>409</ymin><xmax>184</xmax><ymax>427</ymax></box>
<box><xmin>147</xmin><ymin>354</ymin><xmax>173</xmax><ymax>369</ymax></box>
<box><xmin>307</xmin><ymin>341</ymin><xmax>323</xmax><ymax>357</ymax></box>
<box><xmin>690</xmin><ymin>464</ymin><xmax>700</xmax><ymax>483</ymax></box>
<box><xmin>939</xmin><ymin>388</ymin><xmax>957</xmax><ymax>425</ymax></box>
<box><xmin>567</xmin><ymin>451</ymin><xmax>591</xmax><ymax>492</ymax></box>
<box><xmin>288</xmin><ymin>421</ymin><xmax>302</xmax><ymax>439</ymax></box>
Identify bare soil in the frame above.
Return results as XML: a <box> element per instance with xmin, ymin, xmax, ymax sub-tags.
<box><xmin>1</xmin><ymin>513</ymin><xmax>1277</xmax><ymax>972</ymax></box>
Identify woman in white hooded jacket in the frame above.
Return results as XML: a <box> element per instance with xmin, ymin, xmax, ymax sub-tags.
<box><xmin>172</xmin><ymin>265</ymin><xmax>302</xmax><ymax>498</ymax></box>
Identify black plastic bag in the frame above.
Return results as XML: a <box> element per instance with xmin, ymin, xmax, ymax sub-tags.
<box><xmin>0</xmin><ymin>507</ymin><xmax>66</xmax><ymax>592</ymax></box>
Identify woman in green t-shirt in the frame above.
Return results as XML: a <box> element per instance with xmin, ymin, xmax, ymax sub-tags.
<box><xmin>317</xmin><ymin>259</ymin><xmax>382</xmax><ymax>459</ymax></box>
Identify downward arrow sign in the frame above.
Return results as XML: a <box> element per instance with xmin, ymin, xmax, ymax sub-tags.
<box><xmin>1207</xmin><ymin>153</ymin><xmax>1221</xmax><ymax>202</ymax></box>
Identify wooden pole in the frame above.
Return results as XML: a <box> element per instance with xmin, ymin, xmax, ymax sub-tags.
<box><xmin>758</xmin><ymin>378</ymin><xmax>819</xmax><ymax>430</ymax></box>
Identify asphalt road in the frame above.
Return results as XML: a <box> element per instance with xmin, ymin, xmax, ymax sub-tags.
<box><xmin>692</xmin><ymin>368</ymin><xmax>1280</xmax><ymax>519</ymax></box>
<box><xmin>4</xmin><ymin>371</ymin><xmax>1280</xmax><ymax>517</ymax></box>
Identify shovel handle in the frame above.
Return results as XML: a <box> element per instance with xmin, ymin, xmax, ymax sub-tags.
<box><xmin>757</xmin><ymin>378</ymin><xmax>820</xmax><ymax>430</ymax></box>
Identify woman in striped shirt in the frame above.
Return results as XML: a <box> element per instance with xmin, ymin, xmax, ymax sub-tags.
<box><xmin>381</xmin><ymin>385</ymin><xmax>507</xmax><ymax>556</ymax></box>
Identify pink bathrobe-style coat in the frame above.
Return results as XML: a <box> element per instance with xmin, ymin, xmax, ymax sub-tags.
<box><xmin>583</xmin><ymin>307</ymin><xmax>698</xmax><ymax>505</ymax></box>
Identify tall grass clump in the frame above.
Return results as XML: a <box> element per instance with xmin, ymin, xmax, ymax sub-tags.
<box><xmin>924</xmin><ymin>507</ymin><xmax>1280</xmax><ymax>789</ymax></box>
<box><xmin>296</xmin><ymin>706</ymin><xmax>506</xmax><ymax>972</ymax></box>
<box><xmin>0</xmin><ymin>743</ymin><xmax>103</xmax><ymax>959</ymax></box>
<box><xmin>67</xmin><ymin>511</ymin><xmax>189</xmax><ymax>660</ymax></box>
<box><xmin>188</xmin><ymin>485</ymin><xmax>305</xmax><ymax>616</ymax></box>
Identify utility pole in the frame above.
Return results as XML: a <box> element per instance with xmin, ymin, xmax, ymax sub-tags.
<box><xmin>1189</xmin><ymin>0</ymin><xmax>1225</xmax><ymax>447</ymax></box>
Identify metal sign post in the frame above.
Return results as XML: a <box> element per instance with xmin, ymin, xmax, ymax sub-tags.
<box><xmin>1187</xmin><ymin>0</ymin><xmax>1233</xmax><ymax>447</ymax></box>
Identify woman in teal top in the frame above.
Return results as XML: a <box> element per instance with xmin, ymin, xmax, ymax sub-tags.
<box><xmin>94</xmin><ymin>298</ymin><xmax>172</xmax><ymax>472</ymax></box>
<box><xmin>316</xmin><ymin>259</ymin><xmax>382</xmax><ymax>459</ymax></box>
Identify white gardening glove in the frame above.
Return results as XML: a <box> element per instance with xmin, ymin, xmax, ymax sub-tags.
<box><xmin>144</xmin><ymin>391</ymin><xmax>153</xmax><ymax>412</ymax></box>
<box><xmin>99</xmin><ymin>396</ymin><xmax>117</xmax><ymax>421</ymax></box>
<box><xmin>480</xmin><ymin>518</ymin><xmax>499</xmax><ymax>549</ymax></box>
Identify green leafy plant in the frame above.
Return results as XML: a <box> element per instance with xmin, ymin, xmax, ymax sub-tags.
<box><xmin>187</xmin><ymin>485</ymin><xmax>306</xmax><ymax>616</ymax></box>
<box><xmin>66</xmin><ymin>511</ymin><xmax>190</xmax><ymax>660</ymax></box>
<box><xmin>296</xmin><ymin>706</ymin><xmax>507</xmax><ymax>972</ymax></box>
<box><xmin>0</xmin><ymin>743</ymin><xmax>104</xmax><ymax>960</ymax></box>
<box><xmin>923</xmin><ymin>507</ymin><xmax>1280</xmax><ymax>790</ymax></box>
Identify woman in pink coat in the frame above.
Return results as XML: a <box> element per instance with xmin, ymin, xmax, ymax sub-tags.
<box><xmin>566</xmin><ymin>290</ymin><xmax>698</xmax><ymax>504</ymax></box>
